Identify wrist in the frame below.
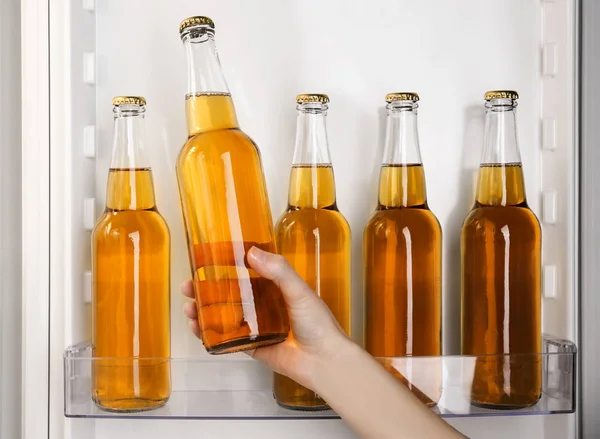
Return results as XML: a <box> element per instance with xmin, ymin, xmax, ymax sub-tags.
<box><xmin>307</xmin><ymin>334</ymin><xmax>364</xmax><ymax>393</ymax></box>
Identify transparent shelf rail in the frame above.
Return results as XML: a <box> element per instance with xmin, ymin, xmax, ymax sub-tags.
<box><xmin>64</xmin><ymin>336</ymin><xmax>576</xmax><ymax>420</ymax></box>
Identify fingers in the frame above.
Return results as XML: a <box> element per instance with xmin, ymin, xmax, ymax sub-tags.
<box><xmin>188</xmin><ymin>318</ymin><xmax>201</xmax><ymax>339</ymax></box>
<box><xmin>181</xmin><ymin>280</ymin><xmax>194</xmax><ymax>298</ymax></box>
<box><xmin>247</xmin><ymin>246</ymin><xmax>316</xmax><ymax>306</ymax></box>
<box><xmin>183</xmin><ymin>301</ymin><xmax>198</xmax><ymax>319</ymax></box>
<box><xmin>181</xmin><ymin>280</ymin><xmax>201</xmax><ymax>339</ymax></box>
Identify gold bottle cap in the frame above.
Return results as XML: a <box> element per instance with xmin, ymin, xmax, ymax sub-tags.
<box><xmin>296</xmin><ymin>94</ymin><xmax>330</xmax><ymax>104</ymax></box>
<box><xmin>179</xmin><ymin>16</ymin><xmax>215</xmax><ymax>34</ymax></box>
<box><xmin>112</xmin><ymin>96</ymin><xmax>146</xmax><ymax>106</ymax></box>
<box><xmin>484</xmin><ymin>90</ymin><xmax>519</xmax><ymax>101</ymax></box>
<box><xmin>385</xmin><ymin>92</ymin><xmax>419</xmax><ymax>103</ymax></box>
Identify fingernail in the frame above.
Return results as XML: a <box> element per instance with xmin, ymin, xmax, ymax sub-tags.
<box><xmin>248</xmin><ymin>246</ymin><xmax>267</xmax><ymax>264</ymax></box>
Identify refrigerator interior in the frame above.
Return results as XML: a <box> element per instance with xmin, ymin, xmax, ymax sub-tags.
<box><xmin>25</xmin><ymin>0</ymin><xmax>578</xmax><ymax>438</ymax></box>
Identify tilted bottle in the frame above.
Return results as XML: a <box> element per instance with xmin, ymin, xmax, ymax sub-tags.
<box><xmin>92</xmin><ymin>96</ymin><xmax>171</xmax><ymax>412</ymax></box>
<box><xmin>364</xmin><ymin>93</ymin><xmax>442</xmax><ymax>406</ymax></box>
<box><xmin>462</xmin><ymin>90</ymin><xmax>541</xmax><ymax>408</ymax></box>
<box><xmin>176</xmin><ymin>17</ymin><xmax>290</xmax><ymax>354</ymax></box>
<box><xmin>273</xmin><ymin>94</ymin><xmax>351</xmax><ymax>411</ymax></box>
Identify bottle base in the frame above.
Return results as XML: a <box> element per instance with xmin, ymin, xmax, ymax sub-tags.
<box><xmin>275</xmin><ymin>400</ymin><xmax>331</xmax><ymax>412</ymax></box>
<box><xmin>206</xmin><ymin>333</ymin><xmax>288</xmax><ymax>355</ymax></box>
<box><xmin>93</xmin><ymin>396</ymin><xmax>169</xmax><ymax>413</ymax></box>
<box><xmin>470</xmin><ymin>395</ymin><xmax>541</xmax><ymax>410</ymax></box>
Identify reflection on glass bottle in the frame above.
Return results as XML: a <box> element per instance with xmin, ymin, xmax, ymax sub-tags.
<box><xmin>176</xmin><ymin>17</ymin><xmax>290</xmax><ymax>354</ymax></box>
<box><xmin>273</xmin><ymin>94</ymin><xmax>351</xmax><ymax>411</ymax></box>
<box><xmin>92</xmin><ymin>96</ymin><xmax>171</xmax><ymax>412</ymax></box>
<box><xmin>364</xmin><ymin>93</ymin><xmax>442</xmax><ymax>407</ymax></box>
<box><xmin>462</xmin><ymin>90</ymin><xmax>542</xmax><ymax>409</ymax></box>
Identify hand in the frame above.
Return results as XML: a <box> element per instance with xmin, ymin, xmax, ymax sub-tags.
<box><xmin>182</xmin><ymin>247</ymin><xmax>464</xmax><ymax>439</ymax></box>
<box><xmin>181</xmin><ymin>246</ymin><xmax>354</xmax><ymax>390</ymax></box>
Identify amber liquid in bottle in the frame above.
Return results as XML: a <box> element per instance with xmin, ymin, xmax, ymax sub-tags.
<box><xmin>274</xmin><ymin>118</ymin><xmax>351</xmax><ymax>410</ymax></box>
<box><xmin>176</xmin><ymin>22</ymin><xmax>289</xmax><ymax>354</ymax></box>
<box><xmin>177</xmin><ymin>92</ymin><xmax>289</xmax><ymax>353</ymax></box>
<box><xmin>364</xmin><ymin>96</ymin><xmax>442</xmax><ymax>407</ymax></box>
<box><xmin>462</xmin><ymin>163</ymin><xmax>541</xmax><ymax>408</ymax></box>
<box><xmin>92</xmin><ymin>163</ymin><xmax>171</xmax><ymax>411</ymax></box>
<box><xmin>462</xmin><ymin>94</ymin><xmax>541</xmax><ymax>409</ymax></box>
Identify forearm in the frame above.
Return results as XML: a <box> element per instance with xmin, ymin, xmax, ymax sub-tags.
<box><xmin>311</xmin><ymin>337</ymin><xmax>464</xmax><ymax>439</ymax></box>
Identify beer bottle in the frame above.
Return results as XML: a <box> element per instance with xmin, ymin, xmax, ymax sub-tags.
<box><xmin>176</xmin><ymin>17</ymin><xmax>290</xmax><ymax>354</ymax></box>
<box><xmin>274</xmin><ymin>94</ymin><xmax>351</xmax><ymax>411</ymax></box>
<box><xmin>92</xmin><ymin>96</ymin><xmax>171</xmax><ymax>412</ymax></box>
<box><xmin>364</xmin><ymin>93</ymin><xmax>442</xmax><ymax>406</ymax></box>
<box><xmin>462</xmin><ymin>90</ymin><xmax>542</xmax><ymax>408</ymax></box>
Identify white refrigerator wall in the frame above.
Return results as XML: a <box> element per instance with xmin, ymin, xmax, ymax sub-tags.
<box><xmin>96</xmin><ymin>0</ymin><xmax>546</xmax><ymax>356</ymax></box>
<box><xmin>35</xmin><ymin>0</ymin><xmax>577</xmax><ymax>438</ymax></box>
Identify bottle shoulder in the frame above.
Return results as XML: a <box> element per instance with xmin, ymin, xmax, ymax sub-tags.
<box><xmin>365</xmin><ymin>207</ymin><xmax>441</xmax><ymax>234</ymax></box>
<box><xmin>276</xmin><ymin>208</ymin><xmax>350</xmax><ymax>237</ymax></box>
<box><xmin>92</xmin><ymin>210</ymin><xmax>170</xmax><ymax>241</ymax></box>
<box><xmin>462</xmin><ymin>205</ymin><xmax>541</xmax><ymax>234</ymax></box>
<box><xmin>178</xmin><ymin>128</ymin><xmax>259</xmax><ymax>163</ymax></box>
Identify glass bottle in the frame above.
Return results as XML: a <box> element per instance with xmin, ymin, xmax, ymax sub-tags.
<box><xmin>176</xmin><ymin>16</ymin><xmax>290</xmax><ymax>354</ymax></box>
<box><xmin>364</xmin><ymin>93</ymin><xmax>442</xmax><ymax>406</ymax></box>
<box><xmin>462</xmin><ymin>90</ymin><xmax>542</xmax><ymax>408</ymax></box>
<box><xmin>92</xmin><ymin>96</ymin><xmax>171</xmax><ymax>412</ymax></box>
<box><xmin>273</xmin><ymin>94</ymin><xmax>351</xmax><ymax>411</ymax></box>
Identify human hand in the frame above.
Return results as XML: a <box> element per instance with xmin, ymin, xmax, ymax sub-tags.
<box><xmin>182</xmin><ymin>247</ymin><xmax>464</xmax><ymax>439</ymax></box>
<box><xmin>181</xmin><ymin>246</ymin><xmax>354</xmax><ymax>390</ymax></box>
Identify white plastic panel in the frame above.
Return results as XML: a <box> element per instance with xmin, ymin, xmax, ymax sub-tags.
<box><xmin>543</xmin><ymin>118</ymin><xmax>558</xmax><ymax>151</ymax></box>
<box><xmin>540</xmin><ymin>0</ymin><xmax>577</xmax><ymax>345</ymax></box>
<box><xmin>83</xmin><ymin>52</ymin><xmax>96</xmax><ymax>84</ymax></box>
<box><xmin>46</xmin><ymin>0</ymin><xmax>577</xmax><ymax>438</ymax></box>
<box><xmin>542</xmin><ymin>43</ymin><xmax>558</xmax><ymax>77</ymax></box>
<box><xmin>544</xmin><ymin>265</ymin><xmax>558</xmax><ymax>300</ymax></box>
<box><xmin>82</xmin><ymin>0</ymin><xmax>94</xmax><ymax>12</ymax></box>
<box><xmin>22</xmin><ymin>0</ymin><xmax>50</xmax><ymax>436</ymax></box>
<box><xmin>48</xmin><ymin>0</ymin><xmax>97</xmax><ymax>438</ymax></box>
<box><xmin>543</xmin><ymin>189</ymin><xmax>558</xmax><ymax>224</ymax></box>
<box><xmin>83</xmin><ymin>198</ymin><xmax>96</xmax><ymax>230</ymax></box>
<box><xmin>83</xmin><ymin>125</ymin><xmax>96</xmax><ymax>158</ymax></box>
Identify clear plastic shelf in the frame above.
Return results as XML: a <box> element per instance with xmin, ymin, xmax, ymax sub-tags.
<box><xmin>64</xmin><ymin>335</ymin><xmax>576</xmax><ymax>420</ymax></box>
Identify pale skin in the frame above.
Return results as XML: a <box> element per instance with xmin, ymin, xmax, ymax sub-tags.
<box><xmin>182</xmin><ymin>246</ymin><xmax>466</xmax><ymax>439</ymax></box>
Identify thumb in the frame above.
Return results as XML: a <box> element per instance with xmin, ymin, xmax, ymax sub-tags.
<box><xmin>247</xmin><ymin>246</ymin><xmax>316</xmax><ymax>308</ymax></box>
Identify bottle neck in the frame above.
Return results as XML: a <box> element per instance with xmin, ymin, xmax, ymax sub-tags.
<box><xmin>381</xmin><ymin>102</ymin><xmax>423</xmax><ymax>165</ymax></box>
<box><xmin>184</xmin><ymin>30</ymin><xmax>229</xmax><ymax>96</ymax></box>
<box><xmin>106</xmin><ymin>107</ymin><xmax>156</xmax><ymax>210</ymax></box>
<box><xmin>378</xmin><ymin>102</ymin><xmax>427</xmax><ymax>208</ymax></box>
<box><xmin>182</xmin><ymin>30</ymin><xmax>238</xmax><ymax>135</ymax></box>
<box><xmin>476</xmin><ymin>99</ymin><xmax>526</xmax><ymax>206</ymax></box>
<box><xmin>288</xmin><ymin>103</ymin><xmax>336</xmax><ymax>209</ymax></box>
<box><xmin>480</xmin><ymin>99</ymin><xmax>522</xmax><ymax>164</ymax></box>
<box><xmin>110</xmin><ymin>107</ymin><xmax>150</xmax><ymax>169</ymax></box>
